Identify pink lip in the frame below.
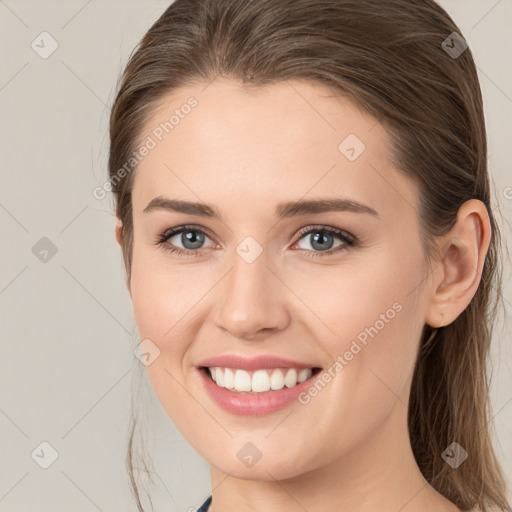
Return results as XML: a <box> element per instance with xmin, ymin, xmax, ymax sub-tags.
<box><xmin>197</xmin><ymin>354</ymin><xmax>317</xmax><ymax>371</ymax></box>
<box><xmin>197</xmin><ymin>367</ymin><xmax>320</xmax><ymax>416</ymax></box>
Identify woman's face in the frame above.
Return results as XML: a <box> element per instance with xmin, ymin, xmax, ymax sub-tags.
<box><xmin>126</xmin><ymin>77</ymin><xmax>433</xmax><ymax>480</ymax></box>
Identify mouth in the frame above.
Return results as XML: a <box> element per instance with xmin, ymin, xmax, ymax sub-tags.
<box><xmin>199</xmin><ymin>366</ymin><xmax>323</xmax><ymax>394</ymax></box>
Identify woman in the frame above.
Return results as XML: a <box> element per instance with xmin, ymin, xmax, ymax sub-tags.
<box><xmin>108</xmin><ymin>0</ymin><xmax>510</xmax><ymax>510</ymax></box>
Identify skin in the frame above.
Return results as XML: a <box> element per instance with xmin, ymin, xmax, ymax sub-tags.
<box><xmin>115</xmin><ymin>77</ymin><xmax>490</xmax><ymax>512</ymax></box>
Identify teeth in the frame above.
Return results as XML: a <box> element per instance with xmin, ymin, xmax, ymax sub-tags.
<box><xmin>297</xmin><ymin>368</ymin><xmax>310</xmax><ymax>383</ymax></box>
<box><xmin>252</xmin><ymin>370</ymin><xmax>270</xmax><ymax>393</ymax></box>
<box><xmin>224</xmin><ymin>368</ymin><xmax>235</xmax><ymax>390</ymax></box>
<box><xmin>284</xmin><ymin>368</ymin><xmax>297</xmax><ymax>388</ymax></box>
<box><xmin>270</xmin><ymin>369</ymin><xmax>285</xmax><ymax>390</ymax></box>
<box><xmin>216</xmin><ymin>367</ymin><xmax>225</xmax><ymax>387</ymax></box>
<box><xmin>234</xmin><ymin>369</ymin><xmax>252</xmax><ymax>391</ymax></box>
<box><xmin>208</xmin><ymin>367</ymin><xmax>313</xmax><ymax>393</ymax></box>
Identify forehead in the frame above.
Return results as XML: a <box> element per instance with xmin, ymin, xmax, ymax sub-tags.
<box><xmin>131</xmin><ymin>77</ymin><xmax>417</xmax><ymax>222</ymax></box>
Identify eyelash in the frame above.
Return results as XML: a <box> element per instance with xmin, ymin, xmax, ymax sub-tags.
<box><xmin>154</xmin><ymin>224</ymin><xmax>358</xmax><ymax>259</ymax></box>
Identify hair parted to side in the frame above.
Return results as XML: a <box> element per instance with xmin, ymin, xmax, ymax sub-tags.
<box><xmin>108</xmin><ymin>1</ymin><xmax>510</xmax><ymax>511</ymax></box>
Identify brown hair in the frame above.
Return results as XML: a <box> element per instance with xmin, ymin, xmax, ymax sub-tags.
<box><xmin>108</xmin><ymin>1</ymin><xmax>510</xmax><ymax>510</ymax></box>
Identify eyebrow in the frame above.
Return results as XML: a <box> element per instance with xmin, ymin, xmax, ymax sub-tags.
<box><xmin>143</xmin><ymin>196</ymin><xmax>379</xmax><ymax>219</ymax></box>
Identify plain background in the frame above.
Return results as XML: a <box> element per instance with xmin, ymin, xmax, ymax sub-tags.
<box><xmin>0</xmin><ymin>1</ymin><xmax>510</xmax><ymax>510</ymax></box>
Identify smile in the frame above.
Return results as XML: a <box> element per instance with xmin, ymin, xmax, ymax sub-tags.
<box><xmin>207</xmin><ymin>367</ymin><xmax>315</xmax><ymax>393</ymax></box>
<box><xmin>198</xmin><ymin>365</ymin><xmax>322</xmax><ymax>415</ymax></box>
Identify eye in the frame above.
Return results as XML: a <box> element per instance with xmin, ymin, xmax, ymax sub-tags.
<box><xmin>154</xmin><ymin>224</ymin><xmax>358</xmax><ymax>259</ymax></box>
<box><xmin>154</xmin><ymin>225</ymin><xmax>215</xmax><ymax>257</ymax></box>
<box><xmin>291</xmin><ymin>225</ymin><xmax>358</xmax><ymax>258</ymax></box>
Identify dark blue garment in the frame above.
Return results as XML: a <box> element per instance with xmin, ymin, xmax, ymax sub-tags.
<box><xmin>197</xmin><ymin>495</ymin><xmax>212</xmax><ymax>512</ymax></box>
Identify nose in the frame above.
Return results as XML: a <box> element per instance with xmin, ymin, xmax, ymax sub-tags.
<box><xmin>212</xmin><ymin>249</ymin><xmax>290</xmax><ymax>341</ymax></box>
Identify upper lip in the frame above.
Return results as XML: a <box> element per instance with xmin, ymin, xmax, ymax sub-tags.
<box><xmin>197</xmin><ymin>354</ymin><xmax>320</xmax><ymax>371</ymax></box>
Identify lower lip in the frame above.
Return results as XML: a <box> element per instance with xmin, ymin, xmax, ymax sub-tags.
<box><xmin>198</xmin><ymin>368</ymin><xmax>320</xmax><ymax>416</ymax></box>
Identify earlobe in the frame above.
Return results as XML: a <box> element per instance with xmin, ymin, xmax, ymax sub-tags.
<box><xmin>424</xmin><ymin>199</ymin><xmax>491</xmax><ymax>328</ymax></box>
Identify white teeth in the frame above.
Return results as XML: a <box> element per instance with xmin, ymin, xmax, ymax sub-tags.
<box><xmin>207</xmin><ymin>367</ymin><xmax>313</xmax><ymax>393</ymax></box>
<box><xmin>297</xmin><ymin>368</ymin><xmax>310</xmax><ymax>383</ymax></box>
<box><xmin>252</xmin><ymin>370</ymin><xmax>270</xmax><ymax>393</ymax></box>
<box><xmin>234</xmin><ymin>369</ymin><xmax>252</xmax><ymax>391</ymax></box>
<box><xmin>284</xmin><ymin>368</ymin><xmax>297</xmax><ymax>388</ymax></box>
<box><xmin>270</xmin><ymin>369</ymin><xmax>285</xmax><ymax>390</ymax></box>
<box><xmin>224</xmin><ymin>368</ymin><xmax>235</xmax><ymax>389</ymax></box>
<box><xmin>216</xmin><ymin>367</ymin><xmax>225</xmax><ymax>387</ymax></box>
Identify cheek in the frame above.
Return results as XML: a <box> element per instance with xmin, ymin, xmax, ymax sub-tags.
<box><xmin>294</xmin><ymin>250</ymin><xmax>423</xmax><ymax>357</ymax></box>
<box><xmin>129</xmin><ymin>252</ymin><xmax>192</xmax><ymax>401</ymax></box>
<box><xmin>299</xmin><ymin>248</ymin><xmax>425</xmax><ymax>426</ymax></box>
<box><xmin>129</xmin><ymin>262</ymin><xmax>204</xmax><ymax>433</ymax></box>
<box><xmin>129</xmin><ymin>243</ymin><xmax>202</xmax><ymax>345</ymax></box>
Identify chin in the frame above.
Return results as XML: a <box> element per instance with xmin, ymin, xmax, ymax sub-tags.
<box><xmin>207</xmin><ymin>449</ymin><xmax>312</xmax><ymax>482</ymax></box>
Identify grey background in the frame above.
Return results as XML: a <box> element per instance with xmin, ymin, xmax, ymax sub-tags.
<box><xmin>0</xmin><ymin>1</ymin><xmax>510</xmax><ymax>511</ymax></box>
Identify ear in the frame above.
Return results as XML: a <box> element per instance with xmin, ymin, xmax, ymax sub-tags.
<box><xmin>424</xmin><ymin>199</ymin><xmax>492</xmax><ymax>328</ymax></box>
<box><xmin>114</xmin><ymin>218</ymin><xmax>132</xmax><ymax>295</ymax></box>
<box><xmin>115</xmin><ymin>218</ymin><xmax>124</xmax><ymax>247</ymax></box>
